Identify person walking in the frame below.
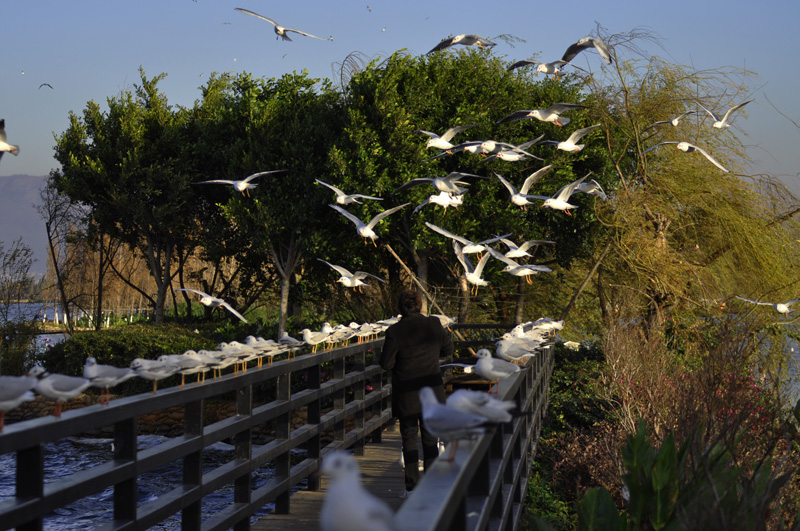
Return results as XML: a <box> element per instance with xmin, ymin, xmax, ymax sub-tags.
<box><xmin>379</xmin><ymin>290</ymin><xmax>454</xmax><ymax>497</ymax></box>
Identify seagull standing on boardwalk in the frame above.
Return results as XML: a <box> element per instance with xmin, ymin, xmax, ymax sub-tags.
<box><xmin>28</xmin><ymin>366</ymin><xmax>91</xmax><ymax>418</ymax></box>
<box><xmin>427</xmin><ymin>34</ymin><xmax>496</xmax><ymax>54</ymax></box>
<box><xmin>316</xmin><ymin>179</ymin><xmax>383</xmax><ymax>205</ymax></box>
<box><xmin>329</xmin><ymin>203</ymin><xmax>409</xmax><ymax>246</ymax></box>
<box><xmin>195</xmin><ymin>170</ymin><xmax>285</xmax><ymax>197</ymax></box>
<box><xmin>235</xmin><ymin>8</ymin><xmax>331</xmax><ymax>41</ymax></box>
<box><xmin>320</xmin><ymin>451</ymin><xmax>395</xmax><ymax>531</ymax></box>
<box><xmin>0</xmin><ymin>119</ymin><xmax>20</xmax><ymax>162</ymax></box>
<box><xmin>174</xmin><ymin>288</ymin><xmax>248</xmax><ymax>322</ymax></box>
<box><xmin>0</xmin><ymin>375</ymin><xmax>36</xmax><ymax>431</ymax></box>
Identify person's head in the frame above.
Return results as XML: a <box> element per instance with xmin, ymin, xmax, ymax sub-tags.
<box><xmin>397</xmin><ymin>290</ymin><xmax>422</xmax><ymax>316</ymax></box>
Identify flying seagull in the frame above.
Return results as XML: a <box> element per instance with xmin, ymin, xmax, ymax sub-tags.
<box><xmin>642</xmin><ymin>110</ymin><xmax>701</xmax><ymax>132</ymax></box>
<box><xmin>412</xmin><ymin>191</ymin><xmax>464</xmax><ymax>214</ymax></box>
<box><xmin>699</xmin><ymin>99</ymin><xmax>753</xmax><ymax>129</ymax></box>
<box><xmin>734</xmin><ymin>295</ymin><xmax>800</xmax><ymax>315</ymax></box>
<box><xmin>315</xmin><ymin>179</ymin><xmax>383</xmax><ymax>205</ymax></box>
<box><xmin>39</xmin><ymin>83</ymin><xmax>53</xmax><ymax>90</ymax></box>
<box><xmin>195</xmin><ymin>170</ymin><xmax>285</xmax><ymax>196</ymax></box>
<box><xmin>561</xmin><ymin>36</ymin><xmax>613</xmax><ymax>65</ymax></box>
<box><xmin>640</xmin><ymin>141</ymin><xmax>729</xmax><ymax>173</ymax></box>
<box><xmin>0</xmin><ymin>119</ymin><xmax>20</xmax><ymax>162</ymax></box>
<box><xmin>416</xmin><ymin>124</ymin><xmax>476</xmax><ymax>151</ymax></box>
<box><xmin>426</xmin><ymin>221</ymin><xmax>510</xmax><ymax>255</ymax></box>
<box><xmin>329</xmin><ymin>203</ymin><xmax>409</xmax><ymax>246</ymax></box>
<box><xmin>393</xmin><ymin>171</ymin><xmax>486</xmax><ymax>196</ymax></box>
<box><xmin>498</xmin><ymin>237</ymin><xmax>554</xmax><ymax>259</ymax></box>
<box><xmin>427</xmin><ymin>34</ymin><xmax>496</xmax><ymax>54</ymax></box>
<box><xmin>497</xmin><ymin>103</ymin><xmax>587</xmax><ymax>127</ymax></box>
<box><xmin>318</xmin><ymin>259</ymin><xmax>386</xmax><ymax>292</ymax></box>
<box><xmin>174</xmin><ymin>288</ymin><xmax>248</xmax><ymax>322</ymax></box>
<box><xmin>527</xmin><ymin>175</ymin><xmax>589</xmax><ymax>215</ymax></box>
<box><xmin>495</xmin><ymin>165</ymin><xmax>553</xmax><ymax>210</ymax></box>
<box><xmin>507</xmin><ymin>59</ymin><xmax>585</xmax><ymax>81</ymax></box>
<box><xmin>541</xmin><ymin>124</ymin><xmax>602</xmax><ymax>152</ymax></box>
<box><xmin>453</xmin><ymin>241</ymin><xmax>492</xmax><ymax>294</ymax></box>
<box><xmin>235</xmin><ymin>8</ymin><xmax>330</xmax><ymax>41</ymax></box>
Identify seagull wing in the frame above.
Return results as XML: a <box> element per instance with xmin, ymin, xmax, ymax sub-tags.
<box><xmin>393</xmin><ymin>178</ymin><xmax>432</xmax><ymax>195</ymax></box>
<box><xmin>553</xmin><ymin>175</ymin><xmax>589</xmax><ymax>202</ymax></box>
<box><xmin>685</xmin><ymin>143</ymin><xmax>729</xmax><ymax>173</ymax></box>
<box><xmin>413</xmin><ymin>198</ymin><xmax>431</xmax><ymax>214</ymax></box>
<box><xmin>487</xmin><ymin>246</ymin><xmax>518</xmax><ymax>267</ymax></box>
<box><xmin>519</xmin><ymin>164</ymin><xmax>553</xmax><ymax>194</ymax></box>
<box><xmin>235</xmin><ymin>8</ymin><xmax>280</xmax><ymax>27</ymax></box>
<box><xmin>417</xmin><ymin>129</ymin><xmax>440</xmax><ymax>140</ymax></box>
<box><xmin>427</xmin><ymin>36</ymin><xmax>456</xmax><ymax>54</ymax></box>
<box><xmin>735</xmin><ymin>296</ymin><xmax>776</xmax><ymax>307</ymax></box>
<box><xmin>546</xmin><ymin>103</ymin><xmax>587</xmax><ymax>114</ymax></box>
<box><xmin>364</xmin><ymin>203</ymin><xmax>408</xmax><ymax>230</ymax></box>
<box><xmin>284</xmin><ymin>27</ymin><xmax>328</xmax><ymax>41</ymax></box>
<box><xmin>507</xmin><ymin>60</ymin><xmax>539</xmax><ymax>71</ymax></box>
<box><xmin>174</xmin><ymin>288</ymin><xmax>211</xmax><ymax>298</ymax></box>
<box><xmin>517</xmin><ymin>239</ymin><xmax>555</xmax><ymax>252</ymax></box>
<box><xmin>477</xmin><ymin>233</ymin><xmax>512</xmax><ymax>246</ymax></box>
<box><xmin>472</xmin><ymin>251</ymin><xmax>492</xmax><ymax>277</ymax></box>
<box><xmin>241</xmin><ymin>170</ymin><xmax>285</xmax><ymax>184</ymax></box>
<box><xmin>318</xmin><ymin>259</ymin><xmax>354</xmax><ymax>278</ymax></box>
<box><xmin>640</xmin><ymin>141</ymin><xmax>678</xmax><ymax>156</ymax></box>
<box><xmin>497</xmin><ymin>110</ymin><xmax>534</xmax><ymax>124</ymax></box>
<box><xmin>195</xmin><ymin>179</ymin><xmax>236</xmax><ymax>185</ymax></box>
<box><xmin>220</xmin><ymin>301</ymin><xmax>248</xmax><ymax>323</ymax></box>
<box><xmin>426</xmin><ymin>222</ymin><xmax>471</xmax><ymax>246</ymax></box>
<box><xmin>494</xmin><ymin>173</ymin><xmax>518</xmax><ymax>196</ymax></box>
<box><xmin>329</xmin><ymin>204</ymin><xmax>365</xmax><ymax>228</ymax></box>
<box><xmin>316</xmin><ymin>179</ymin><xmax>346</xmax><ymax>197</ymax></box>
<box><xmin>350</xmin><ymin>194</ymin><xmax>383</xmax><ymax>201</ymax></box>
<box><xmin>353</xmin><ymin>271</ymin><xmax>387</xmax><ymax>283</ymax></box>
<box><xmin>440</xmin><ymin>124</ymin><xmax>476</xmax><ymax>142</ymax></box>
<box><xmin>566</xmin><ymin>124</ymin><xmax>601</xmax><ymax>144</ymax></box>
<box><xmin>698</xmin><ymin>101</ymin><xmax>721</xmax><ymax>122</ymax></box>
<box><xmin>720</xmin><ymin>99</ymin><xmax>753</xmax><ymax>125</ymax></box>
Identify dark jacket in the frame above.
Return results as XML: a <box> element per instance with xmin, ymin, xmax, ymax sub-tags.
<box><xmin>379</xmin><ymin>313</ymin><xmax>454</xmax><ymax>417</ymax></box>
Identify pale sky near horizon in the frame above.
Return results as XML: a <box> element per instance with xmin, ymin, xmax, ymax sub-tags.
<box><xmin>1</xmin><ymin>0</ymin><xmax>798</xmax><ymax>183</ymax></box>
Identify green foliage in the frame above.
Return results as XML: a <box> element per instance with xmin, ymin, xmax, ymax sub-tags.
<box><xmin>576</xmin><ymin>420</ymin><xmax>799</xmax><ymax>531</ymax></box>
<box><xmin>35</xmin><ymin>324</ymin><xmax>217</xmax><ymax>395</ymax></box>
<box><xmin>0</xmin><ymin>320</ymin><xmax>40</xmax><ymax>376</ymax></box>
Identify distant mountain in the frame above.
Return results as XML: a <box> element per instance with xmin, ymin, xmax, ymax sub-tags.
<box><xmin>0</xmin><ymin>174</ymin><xmax>49</xmax><ymax>275</ymax></box>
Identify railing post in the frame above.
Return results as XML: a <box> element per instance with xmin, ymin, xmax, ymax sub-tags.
<box><xmin>16</xmin><ymin>445</ymin><xmax>43</xmax><ymax>531</ymax></box>
<box><xmin>333</xmin><ymin>353</ymin><xmax>346</xmax><ymax>444</ymax></box>
<box><xmin>370</xmin><ymin>341</ymin><xmax>385</xmax><ymax>443</ymax></box>
<box><xmin>353</xmin><ymin>347</ymin><xmax>366</xmax><ymax>456</ymax></box>
<box><xmin>234</xmin><ymin>385</ymin><xmax>253</xmax><ymax>531</ymax></box>
<box><xmin>113</xmin><ymin>417</ymin><xmax>137</xmax><ymax>525</ymax></box>
<box><xmin>182</xmin><ymin>399</ymin><xmax>204</xmax><ymax>531</ymax></box>
<box><xmin>307</xmin><ymin>363</ymin><xmax>321</xmax><ymax>491</ymax></box>
<box><xmin>275</xmin><ymin>372</ymin><xmax>291</xmax><ymax>514</ymax></box>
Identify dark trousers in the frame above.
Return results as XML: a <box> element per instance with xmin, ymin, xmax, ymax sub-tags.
<box><xmin>398</xmin><ymin>414</ymin><xmax>439</xmax><ymax>491</ymax></box>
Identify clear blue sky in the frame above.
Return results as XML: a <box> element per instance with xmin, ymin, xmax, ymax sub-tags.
<box><xmin>1</xmin><ymin>0</ymin><xmax>798</xmax><ymax>184</ymax></box>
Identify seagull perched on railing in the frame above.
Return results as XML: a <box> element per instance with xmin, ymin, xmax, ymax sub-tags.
<box><xmin>174</xmin><ymin>288</ymin><xmax>248</xmax><ymax>322</ymax></box>
<box><xmin>419</xmin><ymin>386</ymin><xmax>494</xmax><ymax>461</ymax></box>
<box><xmin>83</xmin><ymin>357</ymin><xmax>136</xmax><ymax>405</ymax></box>
<box><xmin>235</xmin><ymin>8</ymin><xmax>331</xmax><ymax>41</ymax></box>
<box><xmin>28</xmin><ymin>366</ymin><xmax>91</xmax><ymax>417</ymax></box>
<box><xmin>0</xmin><ymin>374</ymin><xmax>36</xmax><ymax>430</ymax></box>
<box><xmin>473</xmin><ymin>348</ymin><xmax>522</xmax><ymax>394</ymax></box>
<box><xmin>446</xmin><ymin>389</ymin><xmax>516</xmax><ymax>423</ymax></box>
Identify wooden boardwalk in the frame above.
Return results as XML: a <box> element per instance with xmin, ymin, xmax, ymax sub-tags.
<box><xmin>253</xmin><ymin>424</ymin><xmax>407</xmax><ymax>530</ymax></box>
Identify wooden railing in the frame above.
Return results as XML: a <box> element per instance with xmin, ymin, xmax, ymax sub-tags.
<box><xmin>0</xmin><ymin>339</ymin><xmax>392</xmax><ymax>531</ymax></box>
<box><xmin>0</xmin><ymin>326</ymin><xmax>555</xmax><ymax>531</ymax></box>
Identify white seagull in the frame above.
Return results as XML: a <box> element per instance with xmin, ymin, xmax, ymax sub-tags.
<box><xmin>527</xmin><ymin>175</ymin><xmax>589</xmax><ymax>215</ymax></box>
<box><xmin>542</xmin><ymin>124</ymin><xmax>601</xmax><ymax>152</ymax></box>
<box><xmin>417</xmin><ymin>124</ymin><xmax>476</xmax><ymax>151</ymax></box>
<box><xmin>497</xmin><ymin>103</ymin><xmax>586</xmax><ymax>127</ymax></box>
<box><xmin>235</xmin><ymin>8</ymin><xmax>330</xmax><ymax>41</ymax></box>
<box><xmin>495</xmin><ymin>165</ymin><xmax>553</xmax><ymax>210</ymax></box>
<box><xmin>734</xmin><ymin>295</ymin><xmax>800</xmax><ymax>316</ymax></box>
<box><xmin>426</xmin><ymin>221</ymin><xmax>510</xmax><ymax>255</ymax></box>
<box><xmin>499</xmin><ymin>237</ymin><xmax>554</xmax><ymax>259</ymax></box>
<box><xmin>174</xmin><ymin>288</ymin><xmax>248</xmax><ymax>322</ymax></box>
<box><xmin>473</xmin><ymin>348</ymin><xmax>522</xmax><ymax>394</ymax></box>
<box><xmin>453</xmin><ymin>241</ymin><xmax>492</xmax><ymax>295</ymax></box>
<box><xmin>0</xmin><ymin>119</ymin><xmax>20</xmax><ymax>161</ymax></box>
<box><xmin>195</xmin><ymin>170</ymin><xmax>285</xmax><ymax>197</ymax></box>
<box><xmin>329</xmin><ymin>203</ymin><xmax>409</xmax><ymax>246</ymax></box>
<box><xmin>427</xmin><ymin>34</ymin><xmax>496</xmax><ymax>54</ymax></box>
<box><xmin>412</xmin><ymin>191</ymin><xmax>464</xmax><ymax>214</ymax></box>
<box><xmin>507</xmin><ymin>60</ymin><xmax>584</xmax><ymax>81</ymax></box>
<box><xmin>27</xmin><ymin>366</ymin><xmax>91</xmax><ymax>418</ymax></box>
<box><xmin>393</xmin><ymin>171</ymin><xmax>486</xmax><ymax>196</ymax></box>
<box><xmin>446</xmin><ymin>388</ymin><xmax>516</xmax><ymax>423</ymax></box>
<box><xmin>561</xmin><ymin>36</ymin><xmax>613</xmax><ymax>65</ymax></box>
<box><xmin>419</xmin><ymin>387</ymin><xmax>493</xmax><ymax>461</ymax></box>
<box><xmin>640</xmin><ymin>141</ymin><xmax>729</xmax><ymax>173</ymax></box>
<box><xmin>83</xmin><ymin>357</ymin><xmax>137</xmax><ymax>405</ymax></box>
<box><xmin>699</xmin><ymin>99</ymin><xmax>753</xmax><ymax>129</ymax></box>
<box><xmin>320</xmin><ymin>451</ymin><xmax>395</xmax><ymax>531</ymax></box>
<box><xmin>318</xmin><ymin>259</ymin><xmax>386</xmax><ymax>292</ymax></box>
<box><xmin>0</xmin><ymin>374</ymin><xmax>36</xmax><ymax>431</ymax></box>
<box><xmin>486</xmin><ymin>247</ymin><xmax>552</xmax><ymax>284</ymax></box>
<box><xmin>316</xmin><ymin>179</ymin><xmax>383</xmax><ymax>205</ymax></box>
<box><xmin>574</xmin><ymin>178</ymin><xmax>608</xmax><ymax>200</ymax></box>
<box><xmin>130</xmin><ymin>358</ymin><xmax>180</xmax><ymax>393</ymax></box>
<box><xmin>642</xmin><ymin>110</ymin><xmax>701</xmax><ymax>132</ymax></box>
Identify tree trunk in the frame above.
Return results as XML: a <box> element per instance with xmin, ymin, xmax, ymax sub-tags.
<box><xmin>514</xmin><ymin>276</ymin><xmax>525</xmax><ymax>324</ymax></box>
<box><xmin>416</xmin><ymin>251</ymin><xmax>429</xmax><ymax>314</ymax></box>
<box><xmin>279</xmin><ymin>275</ymin><xmax>290</xmax><ymax>336</ymax></box>
<box><xmin>458</xmin><ymin>276</ymin><xmax>470</xmax><ymax>324</ymax></box>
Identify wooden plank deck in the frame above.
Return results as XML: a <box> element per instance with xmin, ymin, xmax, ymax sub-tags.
<box><xmin>253</xmin><ymin>424</ymin><xmax>407</xmax><ymax>530</ymax></box>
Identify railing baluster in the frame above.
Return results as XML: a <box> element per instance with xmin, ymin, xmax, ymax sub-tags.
<box><xmin>181</xmin><ymin>399</ymin><xmax>204</xmax><ymax>531</ymax></box>
<box><xmin>353</xmin><ymin>348</ymin><xmax>366</xmax><ymax>456</ymax></box>
<box><xmin>234</xmin><ymin>385</ymin><xmax>253</xmax><ymax>531</ymax></box>
<box><xmin>274</xmin><ymin>372</ymin><xmax>291</xmax><ymax>514</ymax></box>
<box><xmin>16</xmin><ymin>444</ymin><xmax>43</xmax><ymax>531</ymax></box>
<box><xmin>333</xmin><ymin>355</ymin><xmax>345</xmax><ymax>444</ymax></box>
<box><xmin>307</xmin><ymin>364</ymin><xmax>321</xmax><ymax>492</ymax></box>
<box><xmin>113</xmin><ymin>417</ymin><xmax>137</xmax><ymax>525</ymax></box>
